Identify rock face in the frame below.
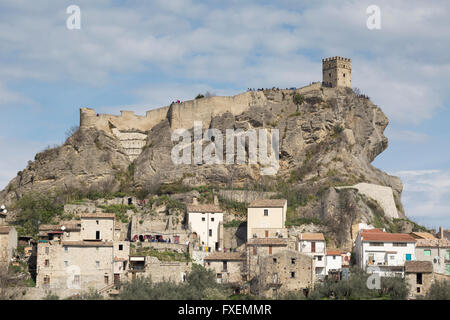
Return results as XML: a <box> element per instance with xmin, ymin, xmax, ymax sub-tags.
<box><xmin>0</xmin><ymin>85</ymin><xmax>406</xmax><ymax>246</ymax></box>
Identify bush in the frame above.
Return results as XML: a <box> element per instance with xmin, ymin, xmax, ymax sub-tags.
<box><xmin>293</xmin><ymin>94</ymin><xmax>305</xmax><ymax>106</ymax></box>
<box><xmin>117</xmin><ymin>264</ymin><xmax>230</xmax><ymax>300</ymax></box>
<box><xmin>425</xmin><ymin>280</ymin><xmax>450</xmax><ymax>300</ymax></box>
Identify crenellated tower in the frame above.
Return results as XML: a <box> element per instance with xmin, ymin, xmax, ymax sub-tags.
<box><xmin>322</xmin><ymin>56</ymin><xmax>352</xmax><ymax>88</ymax></box>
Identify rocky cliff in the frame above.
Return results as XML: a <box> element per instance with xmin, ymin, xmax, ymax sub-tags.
<box><xmin>0</xmin><ymin>85</ymin><xmax>410</xmax><ymax>247</ymax></box>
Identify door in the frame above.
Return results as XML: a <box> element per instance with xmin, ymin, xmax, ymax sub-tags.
<box><xmin>406</xmin><ymin>254</ymin><xmax>412</xmax><ymax>261</ymax></box>
<box><xmin>96</xmin><ymin>231</ymin><xmax>100</xmax><ymax>240</ymax></box>
<box><xmin>265</xmin><ymin>230</ymin><xmax>269</xmax><ymax>238</ymax></box>
<box><xmin>114</xmin><ymin>274</ymin><xmax>120</xmax><ymax>286</ymax></box>
<box><xmin>269</xmin><ymin>246</ymin><xmax>272</xmax><ymax>254</ymax></box>
<box><xmin>311</xmin><ymin>242</ymin><xmax>316</xmax><ymax>253</ymax></box>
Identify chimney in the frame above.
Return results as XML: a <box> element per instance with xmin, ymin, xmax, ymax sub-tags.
<box><xmin>439</xmin><ymin>226</ymin><xmax>444</xmax><ymax>239</ymax></box>
<box><xmin>214</xmin><ymin>195</ymin><xmax>219</xmax><ymax>206</ymax></box>
<box><xmin>192</xmin><ymin>197</ymin><xmax>198</xmax><ymax>205</ymax></box>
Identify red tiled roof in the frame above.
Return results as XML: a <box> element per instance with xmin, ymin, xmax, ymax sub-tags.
<box><xmin>405</xmin><ymin>261</ymin><xmax>433</xmax><ymax>273</ymax></box>
<box><xmin>298</xmin><ymin>233</ymin><xmax>325</xmax><ymax>241</ymax></box>
<box><xmin>247</xmin><ymin>238</ymin><xmax>288</xmax><ymax>246</ymax></box>
<box><xmin>204</xmin><ymin>252</ymin><xmax>246</xmax><ymax>261</ymax></box>
<box><xmin>361</xmin><ymin>231</ymin><xmax>416</xmax><ymax>242</ymax></box>
<box><xmin>326</xmin><ymin>250</ymin><xmax>342</xmax><ymax>256</ymax></box>
<box><xmin>0</xmin><ymin>226</ymin><xmax>12</xmax><ymax>234</ymax></box>
<box><xmin>249</xmin><ymin>199</ymin><xmax>287</xmax><ymax>208</ymax></box>
<box><xmin>186</xmin><ymin>204</ymin><xmax>222</xmax><ymax>213</ymax></box>
<box><xmin>362</xmin><ymin>228</ymin><xmax>384</xmax><ymax>233</ymax></box>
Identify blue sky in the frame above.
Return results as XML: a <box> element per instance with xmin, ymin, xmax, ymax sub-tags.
<box><xmin>0</xmin><ymin>0</ymin><xmax>449</xmax><ymax>229</ymax></box>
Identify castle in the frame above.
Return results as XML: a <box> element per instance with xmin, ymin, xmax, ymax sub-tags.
<box><xmin>322</xmin><ymin>56</ymin><xmax>352</xmax><ymax>88</ymax></box>
<box><xmin>80</xmin><ymin>57</ymin><xmax>352</xmax><ymax>161</ymax></box>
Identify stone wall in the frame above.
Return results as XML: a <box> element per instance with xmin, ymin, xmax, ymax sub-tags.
<box><xmin>218</xmin><ymin>189</ymin><xmax>277</xmax><ymax>204</ymax></box>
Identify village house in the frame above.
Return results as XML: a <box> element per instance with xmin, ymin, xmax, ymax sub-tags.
<box><xmin>354</xmin><ymin>228</ymin><xmax>416</xmax><ymax>277</ymax></box>
<box><xmin>297</xmin><ymin>233</ymin><xmax>327</xmax><ymax>279</ymax></box>
<box><xmin>36</xmin><ymin>213</ymin><xmax>130</xmax><ymax>291</ymax></box>
<box><xmin>325</xmin><ymin>250</ymin><xmax>343</xmax><ymax>279</ymax></box>
<box><xmin>204</xmin><ymin>251</ymin><xmax>246</xmax><ymax>290</ymax></box>
<box><xmin>247</xmin><ymin>199</ymin><xmax>287</xmax><ymax>241</ymax></box>
<box><xmin>247</xmin><ymin>238</ymin><xmax>289</xmax><ymax>278</ymax></box>
<box><xmin>414</xmin><ymin>238</ymin><xmax>450</xmax><ymax>275</ymax></box>
<box><xmin>404</xmin><ymin>260</ymin><xmax>434</xmax><ymax>299</ymax></box>
<box><xmin>128</xmin><ymin>255</ymin><xmax>191</xmax><ymax>284</ymax></box>
<box><xmin>0</xmin><ymin>226</ymin><xmax>17</xmax><ymax>267</ymax></box>
<box><xmin>252</xmin><ymin>250</ymin><xmax>315</xmax><ymax>298</ymax></box>
<box><xmin>187</xmin><ymin>197</ymin><xmax>223</xmax><ymax>252</ymax></box>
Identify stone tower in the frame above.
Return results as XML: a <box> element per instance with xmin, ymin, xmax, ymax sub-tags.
<box><xmin>322</xmin><ymin>56</ymin><xmax>352</xmax><ymax>88</ymax></box>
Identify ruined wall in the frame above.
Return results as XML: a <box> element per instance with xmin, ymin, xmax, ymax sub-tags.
<box><xmin>205</xmin><ymin>260</ymin><xmax>244</xmax><ymax>284</ymax></box>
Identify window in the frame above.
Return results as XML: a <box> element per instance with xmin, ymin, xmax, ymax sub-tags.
<box><xmin>96</xmin><ymin>231</ymin><xmax>100</xmax><ymax>240</ymax></box>
<box><xmin>390</xmin><ymin>255</ymin><xmax>395</xmax><ymax>260</ymax></box>
<box><xmin>211</xmin><ymin>217</ymin><xmax>214</xmax><ymax>222</ymax></box>
<box><xmin>66</xmin><ymin>232</ymin><xmax>70</xmax><ymax>238</ymax></box>
<box><xmin>202</xmin><ymin>217</ymin><xmax>205</xmax><ymax>222</ymax></box>
<box><xmin>43</xmin><ymin>276</ymin><xmax>50</xmax><ymax>285</ymax></box>
<box><xmin>417</xmin><ymin>287</ymin><xmax>421</xmax><ymax>293</ymax></box>
<box><xmin>424</xmin><ymin>250</ymin><xmax>431</xmax><ymax>256</ymax></box>
<box><xmin>45</xmin><ymin>259</ymin><xmax>49</xmax><ymax>267</ymax></box>
<box><xmin>406</xmin><ymin>254</ymin><xmax>412</xmax><ymax>261</ymax></box>
<box><xmin>96</xmin><ymin>220</ymin><xmax>99</xmax><ymax>225</ymax></box>
<box><xmin>393</xmin><ymin>242</ymin><xmax>407</xmax><ymax>247</ymax></box>
<box><xmin>369</xmin><ymin>242</ymin><xmax>384</xmax><ymax>246</ymax></box>
<box><xmin>290</xmin><ymin>272</ymin><xmax>295</xmax><ymax>278</ymax></box>
<box><xmin>291</xmin><ymin>258</ymin><xmax>296</xmax><ymax>265</ymax></box>
<box><xmin>416</xmin><ymin>273</ymin><xmax>422</xmax><ymax>285</ymax></box>
<box><xmin>119</xmin><ymin>244</ymin><xmax>123</xmax><ymax>251</ymax></box>
<box><xmin>264</xmin><ymin>209</ymin><xmax>268</xmax><ymax>216</ymax></box>
<box><xmin>64</xmin><ymin>246</ymin><xmax>68</xmax><ymax>252</ymax></box>
<box><xmin>269</xmin><ymin>246</ymin><xmax>272</xmax><ymax>254</ymax></box>
<box><xmin>64</xmin><ymin>261</ymin><xmax>68</xmax><ymax>267</ymax></box>
<box><xmin>223</xmin><ymin>261</ymin><xmax>228</xmax><ymax>272</ymax></box>
<box><xmin>446</xmin><ymin>250</ymin><xmax>450</xmax><ymax>260</ymax></box>
<box><xmin>45</xmin><ymin>247</ymin><xmax>49</xmax><ymax>254</ymax></box>
<box><xmin>273</xmin><ymin>258</ymin><xmax>277</xmax><ymax>264</ymax></box>
<box><xmin>333</xmin><ymin>256</ymin><xmax>336</xmax><ymax>260</ymax></box>
<box><xmin>317</xmin><ymin>256</ymin><xmax>322</xmax><ymax>261</ymax></box>
<box><xmin>209</xmin><ymin>229</ymin><xmax>212</xmax><ymax>237</ymax></box>
<box><xmin>446</xmin><ymin>264</ymin><xmax>450</xmax><ymax>275</ymax></box>
<box><xmin>96</xmin><ymin>261</ymin><xmax>100</xmax><ymax>267</ymax></box>
<box><xmin>343</xmin><ymin>73</ymin><xmax>346</xmax><ymax>77</ymax></box>
<box><xmin>104</xmin><ymin>275</ymin><xmax>109</xmax><ymax>285</ymax></box>
<box><xmin>74</xmin><ymin>275</ymin><xmax>80</xmax><ymax>285</ymax></box>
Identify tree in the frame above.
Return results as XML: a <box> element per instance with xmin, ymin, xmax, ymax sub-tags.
<box><xmin>425</xmin><ymin>280</ymin><xmax>450</xmax><ymax>300</ymax></box>
<box><xmin>293</xmin><ymin>94</ymin><xmax>305</xmax><ymax>110</ymax></box>
<box><xmin>195</xmin><ymin>94</ymin><xmax>205</xmax><ymax>99</ymax></box>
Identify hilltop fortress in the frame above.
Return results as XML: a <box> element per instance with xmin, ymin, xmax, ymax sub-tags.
<box><xmin>80</xmin><ymin>56</ymin><xmax>352</xmax><ymax>160</ymax></box>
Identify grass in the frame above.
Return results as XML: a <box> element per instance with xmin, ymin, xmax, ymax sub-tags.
<box><xmin>223</xmin><ymin>220</ymin><xmax>246</xmax><ymax>228</ymax></box>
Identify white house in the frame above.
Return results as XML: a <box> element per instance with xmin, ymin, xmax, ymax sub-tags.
<box><xmin>187</xmin><ymin>202</ymin><xmax>223</xmax><ymax>251</ymax></box>
<box><xmin>355</xmin><ymin>228</ymin><xmax>417</xmax><ymax>277</ymax></box>
<box><xmin>297</xmin><ymin>233</ymin><xmax>326</xmax><ymax>279</ymax></box>
<box><xmin>325</xmin><ymin>250</ymin><xmax>343</xmax><ymax>274</ymax></box>
<box><xmin>247</xmin><ymin>199</ymin><xmax>287</xmax><ymax>241</ymax></box>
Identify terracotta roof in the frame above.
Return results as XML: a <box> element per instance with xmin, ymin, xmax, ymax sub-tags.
<box><xmin>249</xmin><ymin>199</ymin><xmax>287</xmax><ymax>208</ymax></box>
<box><xmin>81</xmin><ymin>213</ymin><xmax>115</xmax><ymax>219</ymax></box>
<box><xmin>247</xmin><ymin>238</ymin><xmax>288</xmax><ymax>246</ymax></box>
<box><xmin>405</xmin><ymin>261</ymin><xmax>433</xmax><ymax>273</ymax></box>
<box><xmin>416</xmin><ymin>238</ymin><xmax>450</xmax><ymax>248</ymax></box>
<box><xmin>0</xmin><ymin>226</ymin><xmax>12</xmax><ymax>234</ymax></box>
<box><xmin>443</xmin><ymin>230</ymin><xmax>450</xmax><ymax>240</ymax></box>
<box><xmin>361</xmin><ymin>231</ymin><xmax>416</xmax><ymax>243</ymax></box>
<box><xmin>204</xmin><ymin>252</ymin><xmax>246</xmax><ymax>261</ymax></box>
<box><xmin>61</xmin><ymin>241</ymin><xmax>114</xmax><ymax>247</ymax></box>
<box><xmin>410</xmin><ymin>232</ymin><xmax>437</xmax><ymax>240</ymax></box>
<box><xmin>39</xmin><ymin>223</ymin><xmax>81</xmax><ymax>232</ymax></box>
<box><xmin>326</xmin><ymin>250</ymin><xmax>342</xmax><ymax>256</ymax></box>
<box><xmin>299</xmin><ymin>233</ymin><xmax>325</xmax><ymax>241</ymax></box>
<box><xmin>114</xmin><ymin>257</ymin><xmax>128</xmax><ymax>262</ymax></box>
<box><xmin>186</xmin><ymin>204</ymin><xmax>222</xmax><ymax>213</ymax></box>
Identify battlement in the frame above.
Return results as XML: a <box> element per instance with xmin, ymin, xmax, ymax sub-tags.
<box><xmin>322</xmin><ymin>56</ymin><xmax>352</xmax><ymax>88</ymax></box>
<box><xmin>322</xmin><ymin>56</ymin><xmax>351</xmax><ymax>63</ymax></box>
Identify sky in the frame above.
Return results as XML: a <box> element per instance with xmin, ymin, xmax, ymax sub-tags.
<box><xmin>0</xmin><ymin>0</ymin><xmax>449</xmax><ymax>230</ymax></box>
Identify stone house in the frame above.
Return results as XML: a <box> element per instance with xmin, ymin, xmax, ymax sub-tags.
<box><xmin>247</xmin><ymin>199</ymin><xmax>287</xmax><ymax>241</ymax></box>
<box><xmin>0</xmin><ymin>226</ymin><xmax>17</xmax><ymax>267</ymax></box>
<box><xmin>354</xmin><ymin>228</ymin><xmax>416</xmax><ymax>277</ymax></box>
<box><xmin>297</xmin><ymin>233</ymin><xmax>327</xmax><ymax>279</ymax></box>
<box><xmin>404</xmin><ymin>260</ymin><xmax>434</xmax><ymax>299</ymax></box>
<box><xmin>415</xmin><ymin>238</ymin><xmax>450</xmax><ymax>275</ymax></box>
<box><xmin>246</xmin><ymin>238</ymin><xmax>288</xmax><ymax>279</ymax></box>
<box><xmin>36</xmin><ymin>213</ymin><xmax>130</xmax><ymax>291</ymax></box>
<box><xmin>128</xmin><ymin>255</ymin><xmax>191</xmax><ymax>284</ymax></box>
<box><xmin>187</xmin><ymin>200</ymin><xmax>223</xmax><ymax>252</ymax></box>
<box><xmin>252</xmin><ymin>250</ymin><xmax>315</xmax><ymax>298</ymax></box>
<box><xmin>204</xmin><ymin>251</ymin><xmax>246</xmax><ymax>288</ymax></box>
